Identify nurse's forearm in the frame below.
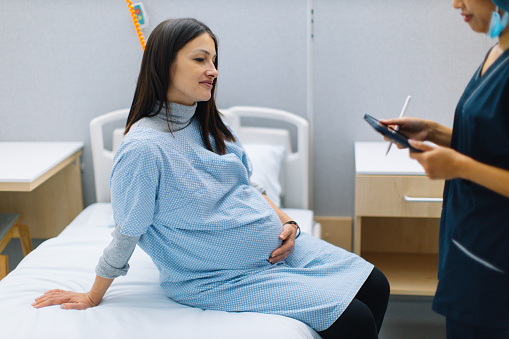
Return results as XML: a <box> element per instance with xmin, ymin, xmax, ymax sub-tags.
<box><xmin>460</xmin><ymin>157</ymin><xmax>509</xmax><ymax>198</ymax></box>
<box><xmin>428</xmin><ymin>121</ymin><xmax>452</xmax><ymax>147</ymax></box>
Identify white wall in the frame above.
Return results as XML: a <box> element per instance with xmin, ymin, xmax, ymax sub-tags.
<box><xmin>1</xmin><ymin>0</ymin><xmax>495</xmax><ymax>216</ymax></box>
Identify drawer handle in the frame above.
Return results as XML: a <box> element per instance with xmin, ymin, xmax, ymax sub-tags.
<box><xmin>404</xmin><ymin>195</ymin><xmax>443</xmax><ymax>203</ymax></box>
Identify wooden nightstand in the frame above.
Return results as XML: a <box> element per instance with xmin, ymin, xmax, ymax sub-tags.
<box><xmin>354</xmin><ymin>142</ymin><xmax>444</xmax><ymax>296</ymax></box>
<box><xmin>0</xmin><ymin>142</ymin><xmax>84</xmax><ymax>238</ymax></box>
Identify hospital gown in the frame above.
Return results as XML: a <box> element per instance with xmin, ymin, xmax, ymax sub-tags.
<box><xmin>109</xmin><ymin>114</ymin><xmax>373</xmax><ymax>331</ymax></box>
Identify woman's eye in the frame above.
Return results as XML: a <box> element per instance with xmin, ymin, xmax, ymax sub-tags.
<box><xmin>194</xmin><ymin>58</ymin><xmax>205</xmax><ymax>62</ymax></box>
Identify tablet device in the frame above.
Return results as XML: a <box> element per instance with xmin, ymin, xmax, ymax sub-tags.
<box><xmin>363</xmin><ymin>114</ymin><xmax>422</xmax><ymax>153</ymax></box>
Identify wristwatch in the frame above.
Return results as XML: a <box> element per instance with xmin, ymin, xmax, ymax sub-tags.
<box><xmin>283</xmin><ymin>220</ymin><xmax>301</xmax><ymax>238</ymax></box>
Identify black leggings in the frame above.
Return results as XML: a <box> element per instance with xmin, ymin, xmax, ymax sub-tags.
<box><xmin>317</xmin><ymin>267</ymin><xmax>390</xmax><ymax>339</ymax></box>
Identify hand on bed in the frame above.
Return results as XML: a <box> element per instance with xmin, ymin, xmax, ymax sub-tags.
<box><xmin>268</xmin><ymin>223</ymin><xmax>297</xmax><ymax>264</ymax></box>
<box><xmin>32</xmin><ymin>289</ymin><xmax>95</xmax><ymax>310</ymax></box>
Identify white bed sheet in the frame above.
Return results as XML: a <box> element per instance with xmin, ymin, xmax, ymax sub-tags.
<box><xmin>0</xmin><ymin>203</ymin><xmax>321</xmax><ymax>339</ymax></box>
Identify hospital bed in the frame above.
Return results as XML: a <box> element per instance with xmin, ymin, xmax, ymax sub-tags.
<box><xmin>0</xmin><ymin>106</ymin><xmax>322</xmax><ymax>339</ymax></box>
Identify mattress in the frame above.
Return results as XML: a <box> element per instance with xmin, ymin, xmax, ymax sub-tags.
<box><xmin>0</xmin><ymin>203</ymin><xmax>321</xmax><ymax>339</ymax></box>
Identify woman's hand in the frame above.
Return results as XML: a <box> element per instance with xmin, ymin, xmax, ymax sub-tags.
<box><xmin>32</xmin><ymin>289</ymin><xmax>96</xmax><ymax>310</ymax></box>
<box><xmin>410</xmin><ymin>140</ymin><xmax>509</xmax><ymax>198</ymax></box>
<box><xmin>381</xmin><ymin>117</ymin><xmax>453</xmax><ymax>147</ymax></box>
<box><xmin>269</xmin><ymin>223</ymin><xmax>297</xmax><ymax>264</ymax></box>
<box><xmin>408</xmin><ymin>140</ymin><xmax>467</xmax><ymax>180</ymax></box>
<box><xmin>261</xmin><ymin>194</ymin><xmax>298</xmax><ymax>264</ymax></box>
<box><xmin>380</xmin><ymin>117</ymin><xmax>430</xmax><ymax>142</ymax></box>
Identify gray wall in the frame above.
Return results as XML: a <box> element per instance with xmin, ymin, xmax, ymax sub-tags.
<box><xmin>313</xmin><ymin>0</ymin><xmax>492</xmax><ymax>216</ymax></box>
<box><xmin>2</xmin><ymin>0</ymin><xmax>493</xmax><ymax>217</ymax></box>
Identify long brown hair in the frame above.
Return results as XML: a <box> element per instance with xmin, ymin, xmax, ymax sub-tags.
<box><xmin>125</xmin><ymin>18</ymin><xmax>234</xmax><ymax>154</ymax></box>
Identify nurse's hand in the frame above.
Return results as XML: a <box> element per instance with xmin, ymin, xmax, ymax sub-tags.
<box><xmin>408</xmin><ymin>140</ymin><xmax>468</xmax><ymax>180</ymax></box>
<box><xmin>380</xmin><ymin>117</ymin><xmax>430</xmax><ymax>146</ymax></box>
<box><xmin>269</xmin><ymin>223</ymin><xmax>297</xmax><ymax>264</ymax></box>
<box><xmin>32</xmin><ymin>289</ymin><xmax>95</xmax><ymax>310</ymax></box>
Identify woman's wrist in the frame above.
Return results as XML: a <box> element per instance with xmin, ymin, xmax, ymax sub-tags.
<box><xmin>85</xmin><ymin>292</ymin><xmax>97</xmax><ymax>306</ymax></box>
<box><xmin>454</xmin><ymin>153</ymin><xmax>475</xmax><ymax>180</ymax></box>
<box><xmin>283</xmin><ymin>220</ymin><xmax>301</xmax><ymax>238</ymax></box>
<box><xmin>426</xmin><ymin>120</ymin><xmax>438</xmax><ymax>142</ymax></box>
<box><xmin>427</xmin><ymin>120</ymin><xmax>452</xmax><ymax>147</ymax></box>
<box><xmin>87</xmin><ymin>275</ymin><xmax>115</xmax><ymax>307</ymax></box>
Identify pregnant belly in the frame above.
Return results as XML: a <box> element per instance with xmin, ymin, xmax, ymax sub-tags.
<box><xmin>177</xmin><ymin>215</ymin><xmax>283</xmax><ymax>270</ymax></box>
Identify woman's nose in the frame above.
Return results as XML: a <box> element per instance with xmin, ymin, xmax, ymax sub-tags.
<box><xmin>452</xmin><ymin>0</ymin><xmax>463</xmax><ymax>10</ymax></box>
<box><xmin>206</xmin><ymin>63</ymin><xmax>218</xmax><ymax>78</ymax></box>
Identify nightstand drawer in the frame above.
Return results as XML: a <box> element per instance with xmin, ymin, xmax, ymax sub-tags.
<box><xmin>355</xmin><ymin>175</ymin><xmax>444</xmax><ymax>217</ymax></box>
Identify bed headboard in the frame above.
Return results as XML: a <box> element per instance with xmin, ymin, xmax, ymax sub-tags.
<box><xmin>90</xmin><ymin>106</ymin><xmax>309</xmax><ymax>209</ymax></box>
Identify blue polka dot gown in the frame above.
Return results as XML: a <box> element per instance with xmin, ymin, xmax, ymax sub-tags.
<box><xmin>110</xmin><ymin>118</ymin><xmax>373</xmax><ymax>331</ymax></box>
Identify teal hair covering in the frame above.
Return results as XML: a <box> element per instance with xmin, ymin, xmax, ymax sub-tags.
<box><xmin>493</xmin><ymin>0</ymin><xmax>509</xmax><ymax>12</ymax></box>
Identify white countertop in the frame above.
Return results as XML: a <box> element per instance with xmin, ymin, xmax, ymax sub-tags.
<box><xmin>0</xmin><ymin>142</ymin><xmax>84</xmax><ymax>183</ymax></box>
<box><xmin>354</xmin><ymin>141</ymin><xmax>425</xmax><ymax>175</ymax></box>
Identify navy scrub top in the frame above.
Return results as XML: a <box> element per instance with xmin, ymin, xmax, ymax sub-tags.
<box><xmin>432</xmin><ymin>47</ymin><xmax>509</xmax><ymax>328</ymax></box>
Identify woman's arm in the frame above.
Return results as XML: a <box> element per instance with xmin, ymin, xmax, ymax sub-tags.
<box><xmin>263</xmin><ymin>195</ymin><xmax>299</xmax><ymax>264</ymax></box>
<box><xmin>409</xmin><ymin>140</ymin><xmax>509</xmax><ymax>198</ymax></box>
<box><xmin>263</xmin><ymin>194</ymin><xmax>292</xmax><ymax>225</ymax></box>
<box><xmin>32</xmin><ymin>226</ymin><xmax>139</xmax><ymax>309</ymax></box>
<box><xmin>427</xmin><ymin>120</ymin><xmax>453</xmax><ymax>148</ymax></box>
<box><xmin>32</xmin><ymin>275</ymin><xmax>114</xmax><ymax>310</ymax></box>
<box><xmin>463</xmin><ymin>158</ymin><xmax>509</xmax><ymax>198</ymax></box>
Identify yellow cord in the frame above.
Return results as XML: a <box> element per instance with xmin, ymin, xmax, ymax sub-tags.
<box><xmin>126</xmin><ymin>0</ymin><xmax>146</xmax><ymax>50</ymax></box>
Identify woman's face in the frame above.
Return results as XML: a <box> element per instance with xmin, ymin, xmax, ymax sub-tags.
<box><xmin>452</xmin><ymin>0</ymin><xmax>497</xmax><ymax>33</ymax></box>
<box><xmin>167</xmin><ymin>33</ymin><xmax>218</xmax><ymax>106</ymax></box>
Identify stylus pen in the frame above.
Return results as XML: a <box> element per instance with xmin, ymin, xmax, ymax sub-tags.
<box><xmin>386</xmin><ymin>95</ymin><xmax>411</xmax><ymax>155</ymax></box>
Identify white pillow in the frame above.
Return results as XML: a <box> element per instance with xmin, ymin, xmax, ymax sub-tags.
<box><xmin>243</xmin><ymin>144</ymin><xmax>286</xmax><ymax>207</ymax></box>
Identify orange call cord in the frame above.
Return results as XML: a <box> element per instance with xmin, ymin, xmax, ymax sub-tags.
<box><xmin>126</xmin><ymin>0</ymin><xmax>146</xmax><ymax>50</ymax></box>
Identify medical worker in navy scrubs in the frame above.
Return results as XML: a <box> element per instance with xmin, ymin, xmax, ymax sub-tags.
<box><xmin>383</xmin><ymin>0</ymin><xmax>509</xmax><ymax>337</ymax></box>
